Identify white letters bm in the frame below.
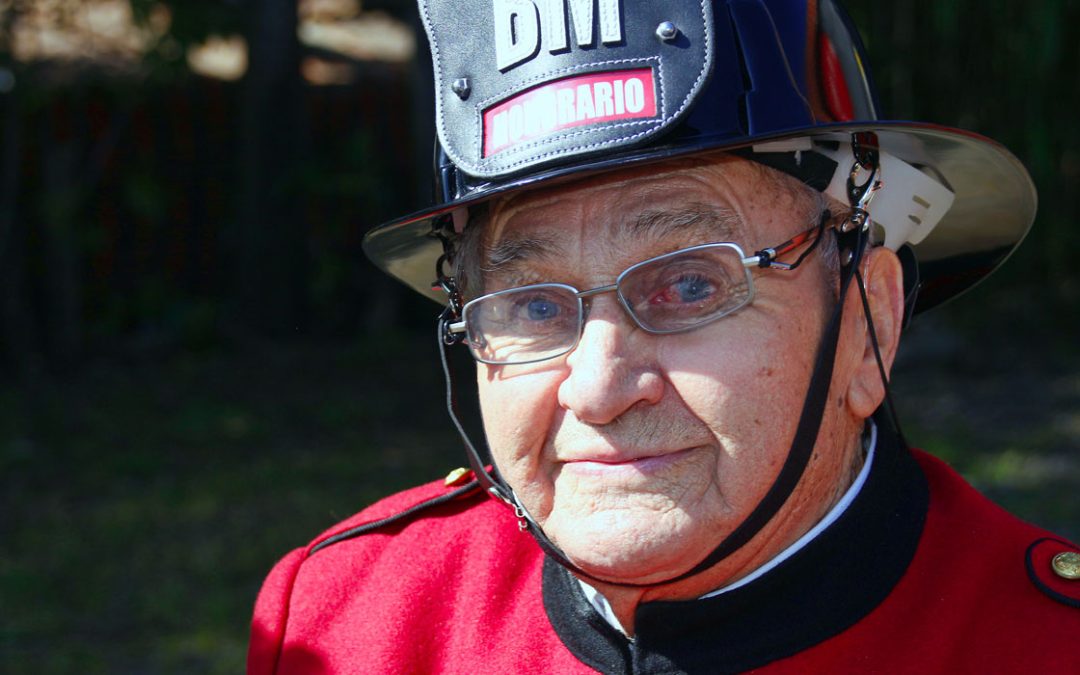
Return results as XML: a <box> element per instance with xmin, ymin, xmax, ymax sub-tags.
<box><xmin>494</xmin><ymin>0</ymin><xmax>624</xmax><ymax>71</ymax></box>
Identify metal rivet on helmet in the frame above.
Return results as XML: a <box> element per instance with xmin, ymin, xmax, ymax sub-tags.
<box><xmin>656</xmin><ymin>21</ymin><xmax>680</xmax><ymax>41</ymax></box>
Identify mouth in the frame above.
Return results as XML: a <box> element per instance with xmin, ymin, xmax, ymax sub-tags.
<box><xmin>560</xmin><ymin>446</ymin><xmax>702</xmax><ymax>477</ymax></box>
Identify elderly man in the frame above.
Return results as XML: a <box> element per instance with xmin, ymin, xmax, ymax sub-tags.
<box><xmin>249</xmin><ymin>0</ymin><xmax>1079</xmax><ymax>672</ymax></box>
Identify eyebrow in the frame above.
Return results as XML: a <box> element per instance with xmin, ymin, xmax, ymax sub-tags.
<box><xmin>481</xmin><ymin>203</ymin><xmax>744</xmax><ymax>283</ymax></box>
<box><xmin>482</xmin><ymin>234</ymin><xmax>565</xmax><ymax>283</ymax></box>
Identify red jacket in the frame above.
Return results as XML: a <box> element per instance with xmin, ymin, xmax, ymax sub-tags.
<box><xmin>249</xmin><ymin>442</ymin><xmax>1080</xmax><ymax>674</ymax></box>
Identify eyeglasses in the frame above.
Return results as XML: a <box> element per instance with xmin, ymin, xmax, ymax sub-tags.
<box><xmin>447</xmin><ymin>219</ymin><xmax>829</xmax><ymax>365</ymax></box>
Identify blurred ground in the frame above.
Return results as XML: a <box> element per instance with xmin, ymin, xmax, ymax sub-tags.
<box><xmin>1</xmin><ymin>312</ymin><xmax>1078</xmax><ymax>674</ymax></box>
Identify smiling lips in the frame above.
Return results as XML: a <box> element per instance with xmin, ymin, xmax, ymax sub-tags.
<box><xmin>560</xmin><ymin>446</ymin><xmax>701</xmax><ymax>475</ymax></box>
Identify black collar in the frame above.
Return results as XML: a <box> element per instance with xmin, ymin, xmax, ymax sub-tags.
<box><xmin>542</xmin><ymin>423</ymin><xmax>929</xmax><ymax>674</ymax></box>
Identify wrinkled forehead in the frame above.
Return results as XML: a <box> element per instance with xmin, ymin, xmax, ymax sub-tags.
<box><xmin>483</xmin><ymin>154</ymin><xmax>822</xmax><ymax>251</ymax></box>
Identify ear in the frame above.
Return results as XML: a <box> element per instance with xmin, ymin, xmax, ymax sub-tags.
<box><xmin>843</xmin><ymin>246</ymin><xmax>906</xmax><ymax>419</ymax></box>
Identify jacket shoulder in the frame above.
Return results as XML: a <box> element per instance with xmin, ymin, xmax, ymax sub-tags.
<box><xmin>306</xmin><ymin>470</ymin><xmax>489</xmax><ymax>553</ymax></box>
<box><xmin>248</xmin><ymin>470</ymin><xmax>517</xmax><ymax>675</ymax></box>
<box><xmin>913</xmin><ymin>450</ymin><xmax>1080</xmax><ymax>612</ymax></box>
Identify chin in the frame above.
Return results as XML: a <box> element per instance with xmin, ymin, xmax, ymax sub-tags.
<box><xmin>545</xmin><ymin>508</ymin><xmax>710</xmax><ymax>584</ymax></box>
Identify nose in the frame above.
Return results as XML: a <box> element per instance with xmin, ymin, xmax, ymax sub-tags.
<box><xmin>556</xmin><ymin>297</ymin><xmax>664</xmax><ymax>424</ymax></box>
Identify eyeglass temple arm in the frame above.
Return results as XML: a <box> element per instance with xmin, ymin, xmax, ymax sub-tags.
<box><xmin>745</xmin><ymin>210</ymin><xmax>831</xmax><ymax>271</ymax></box>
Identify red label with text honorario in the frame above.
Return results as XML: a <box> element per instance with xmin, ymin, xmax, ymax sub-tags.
<box><xmin>482</xmin><ymin>68</ymin><xmax>657</xmax><ymax>157</ymax></box>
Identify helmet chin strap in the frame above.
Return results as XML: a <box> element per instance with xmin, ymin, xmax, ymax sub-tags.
<box><xmin>436</xmin><ymin>143</ymin><xmax>884</xmax><ymax>588</ymax></box>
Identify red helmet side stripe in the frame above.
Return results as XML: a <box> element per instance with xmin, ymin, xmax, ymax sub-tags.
<box><xmin>818</xmin><ymin>33</ymin><xmax>855</xmax><ymax>121</ymax></box>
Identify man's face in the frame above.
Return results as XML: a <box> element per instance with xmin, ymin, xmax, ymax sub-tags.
<box><xmin>474</xmin><ymin>156</ymin><xmax>865</xmax><ymax>586</ymax></box>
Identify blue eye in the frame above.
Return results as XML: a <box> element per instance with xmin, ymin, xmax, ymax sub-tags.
<box><xmin>526</xmin><ymin>298</ymin><xmax>561</xmax><ymax>321</ymax></box>
<box><xmin>672</xmin><ymin>275</ymin><xmax>714</xmax><ymax>303</ymax></box>
<box><xmin>647</xmin><ymin>274</ymin><xmax>716</xmax><ymax>306</ymax></box>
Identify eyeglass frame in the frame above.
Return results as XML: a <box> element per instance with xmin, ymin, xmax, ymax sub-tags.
<box><xmin>446</xmin><ymin>213</ymin><xmax>833</xmax><ymax>365</ymax></box>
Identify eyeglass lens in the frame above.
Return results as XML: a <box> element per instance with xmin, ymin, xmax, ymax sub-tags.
<box><xmin>464</xmin><ymin>243</ymin><xmax>753</xmax><ymax>365</ymax></box>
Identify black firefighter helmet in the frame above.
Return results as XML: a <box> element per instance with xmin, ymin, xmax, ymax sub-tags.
<box><xmin>362</xmin><ymin>0</ymin><xmax>1035</xmax><ymax>315</ymax></box>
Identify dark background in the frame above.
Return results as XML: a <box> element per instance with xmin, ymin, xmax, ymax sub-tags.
<box><xmin>1</xmin><ymin>1</ymin><xmax>1077</xmax><ymax>672</ymax></box>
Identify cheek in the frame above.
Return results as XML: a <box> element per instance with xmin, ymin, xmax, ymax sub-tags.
<box><xmin>658</xmin><ymin>318</ymin><xmax>818</xmax><ymax>453</ymax></box>
<box><xmin>477</xmin><ymin>365</ymin><xmax>564</xmax><ymax>473</ymax></box>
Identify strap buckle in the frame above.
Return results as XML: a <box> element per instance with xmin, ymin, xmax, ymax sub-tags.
<box><xmin>843</xmin><ymin>132</ymin><xmax>883</xmax><ymax>233</ymax></box>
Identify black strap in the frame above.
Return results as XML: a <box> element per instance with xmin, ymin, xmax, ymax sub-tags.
<box><xmin>855</xmin><ymin>266</ymin><xmax>908</xmax><ymax>448</ymax></box>
<box><xmin>438</xmin><ymin>313</ymin><xmax>514</xmax><ymax>505</ymax></box>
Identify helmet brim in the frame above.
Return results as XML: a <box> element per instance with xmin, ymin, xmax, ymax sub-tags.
<box><xmin>362</xmin><ymin>121</ymin><xmax>1036</xmax><ymax>314</ymax></box>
